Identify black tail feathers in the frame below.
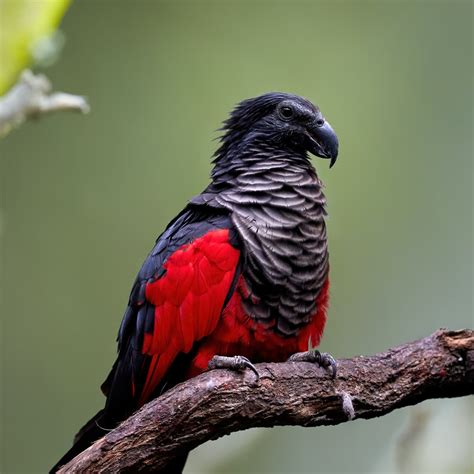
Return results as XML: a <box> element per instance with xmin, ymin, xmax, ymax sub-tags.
<box><xmin>167</xmin><ymin>452</ymin><xmax>190</xmax><ymax>474</ymax></box>
<box><xmin>50</xmin><ymin>409</ymin><xmax>114</xmax><ymax>473</ymax></box>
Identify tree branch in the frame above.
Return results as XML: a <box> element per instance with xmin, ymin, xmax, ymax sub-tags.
<box><xmin>0</xmin><ymin>70</ymin><xmax>89</xmax><ymax>137</ymax></box>
<box><xmin>59</xmin><ymin>329</ymin><xmax>474</xmax><ymax>473</ymax></box>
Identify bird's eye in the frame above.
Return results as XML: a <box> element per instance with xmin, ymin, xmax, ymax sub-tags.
<box><xmin>279</xmin><ymin>106</ymin><xmax>294</xmax><ymax>120</ymax></box>
<box><xmin>316</xmin><ymin>118</ymin><xmax>325</xmax><ymax>127</ymax></box>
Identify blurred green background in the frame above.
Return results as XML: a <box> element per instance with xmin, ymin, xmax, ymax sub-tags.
<box><xmin>1</xmin><ymin>1</ymin><xmax>472</xmax><ymax>473</ymax></box>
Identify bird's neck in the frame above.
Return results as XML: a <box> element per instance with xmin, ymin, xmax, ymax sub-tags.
<box><xmin>211</xmin><ymin>133</ymin><xmax>314</xmax><ymax>185</ymax></box>
<box><xmin>202</xmin><ymin>135</ymin><xmax>326</xmax><ymax>210</ymax></box>
<box><xmin>192</xmin><ymin>137</ymin><xmax>326</xmax><ymax>215</ymax></box>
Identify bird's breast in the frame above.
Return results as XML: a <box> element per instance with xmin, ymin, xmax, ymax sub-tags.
<box><xmin>185</xmin><ymin>276</ymin><xmax>329</xmax><ymax>378</ymax></box>
<box><xmin>227</xmin><ymin>175</ymin><xmax>329</xmax><ymax>336</ymax></box>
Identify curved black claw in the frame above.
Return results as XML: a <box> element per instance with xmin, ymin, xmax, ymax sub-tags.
<box><xmin>318</xmin><ymin>351</ymin><xmax>337</xmax><ymax>379</ymax></box>
<box><xmin>208</xmin><ymin>355</ymin><xmax>260</xmax><ymax>382</ymax></box>
<box><xmin>287</xmin><ymin>349</ymin><xmax>337</xmax><ymax>379</ymax></box>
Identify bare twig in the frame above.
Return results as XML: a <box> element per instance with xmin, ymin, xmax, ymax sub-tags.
<box><xmin>0</xmin><ymin>70</ymin><xmax>89</xmax><ymax>137</ymax></box>
<box><xmin>59</xmin><ymin>329</ymin><xmax>474</xmax><ymax>473</ymax></box>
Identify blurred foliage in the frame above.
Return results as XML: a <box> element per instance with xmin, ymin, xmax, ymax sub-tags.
<box><xmin>0</xmin><ymin>0</ymin><xmax>70</xmax><ymax>94</ymax></box>
<box><xmin>371</xmin><ymin>398</ymin><xmax>474</xmax><ymax>474</ymax></box>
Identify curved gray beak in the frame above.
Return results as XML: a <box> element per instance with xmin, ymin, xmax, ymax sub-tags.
<box><xmin>306</xmin><ymin>120</ymin><xmax>339</xmax><ymax>168</ymax></box>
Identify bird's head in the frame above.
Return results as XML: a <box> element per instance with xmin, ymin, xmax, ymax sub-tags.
<box><xmin>217</xmin><ymin>92</ymin><xmax>339</xmax><ymax>168</ymax></box>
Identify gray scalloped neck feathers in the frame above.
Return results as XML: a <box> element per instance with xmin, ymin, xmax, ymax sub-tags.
<box><xmin>192</xmin><ymin>133</ymin><xmax>329</xmax><ymax>337</ymax></box>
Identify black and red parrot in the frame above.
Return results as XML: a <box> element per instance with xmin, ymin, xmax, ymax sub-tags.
<box><xmin>52</xmin><ymin>92</ymin><xmax>339</xmax><ymax>472</ymax></box>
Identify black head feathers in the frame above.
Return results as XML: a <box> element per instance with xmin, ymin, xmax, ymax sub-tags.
<box><xmin>214</xmin><ymin>92</ymin><xmax>338</xmax><ymax>167</ymax></box>
<box><xmin>221</xmin><ymin>92</ymin><xmax>319</xmax><ymax>133</ymax></box>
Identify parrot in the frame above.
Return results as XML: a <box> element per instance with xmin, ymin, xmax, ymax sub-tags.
<box><xmin>51</xmin><ymin>92</ymin><xmax>339</xmax><ymax>473</ymax></box>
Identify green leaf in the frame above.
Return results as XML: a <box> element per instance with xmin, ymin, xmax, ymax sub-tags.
<box><xmin>0</xmin><ymin>0</ymin><xmax>71</xmax><ymax>94</ymax></box>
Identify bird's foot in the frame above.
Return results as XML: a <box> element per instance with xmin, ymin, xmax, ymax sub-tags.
<box><xmin>287</xmin><ymin>350</ymin><xmax>337</xmax><ymax>378</ymax></box>
<box><xmin>208</xmin><ymin>355</ymin><xmax>260</xmax><ymax>382</ymax></box>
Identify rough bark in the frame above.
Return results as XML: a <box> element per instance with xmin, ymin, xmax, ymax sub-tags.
<box><xmin>59</xmin><ymin>328</ymin><xmax>474</xmax><ymax>473</ymax></box>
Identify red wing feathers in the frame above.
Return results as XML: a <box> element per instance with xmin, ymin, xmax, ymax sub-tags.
<box><xmin>140</xmin><ymin>229</ymin><xmax>240</xmax><ymax>403</ymax></box>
